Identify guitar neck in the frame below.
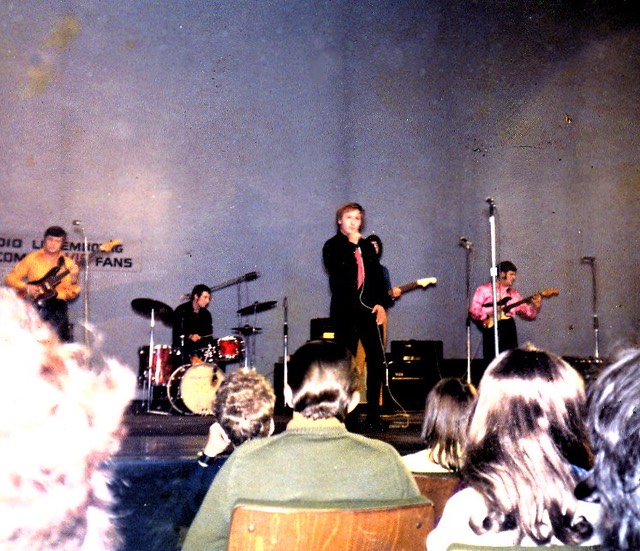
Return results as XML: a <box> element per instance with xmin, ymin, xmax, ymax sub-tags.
<box><xmin>503</xmin><ymin>293</ymin><xmax>537</xmax><ymax>313</ymax></box>
<box><xmin>397</xmin><ymin>281</ymin><xmax>421</xmax><ymax>294</ymax></box>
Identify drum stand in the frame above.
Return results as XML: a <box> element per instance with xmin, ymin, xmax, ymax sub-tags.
<box><xmin>131</xmin><ymin>298</ymin><xmax>174</xmax><ymax>415</ymax></box>
<box><xmin>142</xmin><ymin>309</ymin><xmax>157</xmax><ymax>413</ymax></box>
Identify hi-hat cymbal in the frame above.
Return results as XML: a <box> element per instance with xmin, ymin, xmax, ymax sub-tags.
<box><xmin>237</xmin><ymin>300</ymin><xmax>277</xmax><ymax>316</ymax></box>
<box><xmin>232</xmin><ymin>325</ymin><xmax>262</xmax><ymax>336</ymax></box>
<box><xmin>131</xmin><ymin>298</ymin><xmax>174</xmax><ymax>325</ymax></box>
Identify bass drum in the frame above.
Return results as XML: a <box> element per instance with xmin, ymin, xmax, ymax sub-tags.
<box><xmin>167</xmin><ymin>363</ymin><xmax>224</xmax><ymax>415</ymax></box>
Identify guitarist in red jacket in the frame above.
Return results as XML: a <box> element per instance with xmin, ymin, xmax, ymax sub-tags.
<box><xmin>5</xmin><ymin>226</ymin><xmax>80</xmax><ymax>341</ymax></box>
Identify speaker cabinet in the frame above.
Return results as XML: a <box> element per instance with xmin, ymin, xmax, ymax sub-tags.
<box><xmin>383</xmin><ymin>340</ymin><xmax>444</xmax><ymax>412</ymax></box>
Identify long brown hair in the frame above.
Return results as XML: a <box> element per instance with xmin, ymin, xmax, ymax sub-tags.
<box><xmin>464</xmin><ymin>345</ymin><xmax>593</xmax><ymax>545</ymax></box>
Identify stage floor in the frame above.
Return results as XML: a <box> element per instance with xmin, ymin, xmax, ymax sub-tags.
<box><xmin>117</xmin><ymin>406</ymin><xmax>426</xmax><ymax>461</ymax></box>
<box><xmin>111</xmin><ymin>406</ymin><xmax>426</xmax><ymax>550</ymax></box>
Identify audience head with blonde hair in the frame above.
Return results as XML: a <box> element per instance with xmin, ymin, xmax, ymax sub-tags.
<box><xmin>0</xmin><ymin>288</ymin><xmax>135</xmax><ymax>550</ymax></box>
<box><xmin>587</xmin><ymin>348</ymin><xmax>640</xmax><ymax>551</ymax></box>
<box><xmin>463</xmin><ymin>344</ymin><xmax>593</xmax><ymax>545</ymax></box>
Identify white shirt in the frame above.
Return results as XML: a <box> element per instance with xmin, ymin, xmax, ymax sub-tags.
<box><xmin>427</xmin><ymin>487</ymin><xmax>602</xmax><ymax>551</ymax></box>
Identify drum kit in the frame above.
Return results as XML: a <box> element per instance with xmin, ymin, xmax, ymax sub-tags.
<box><xmin>131</xmin><ymin>294</ymin><xmax>277</xmax><ymax>415</ymax></box>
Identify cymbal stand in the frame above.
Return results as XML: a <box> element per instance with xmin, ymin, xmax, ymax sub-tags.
<box><xmin>143</xmin><ymin>308</ymin><xmax>156</xmax><ymax>413</ymax></box>
<box><xmin>459</xmin><ymin>237</ymin><xmax>473</xmax><ymax>382</ymax></box>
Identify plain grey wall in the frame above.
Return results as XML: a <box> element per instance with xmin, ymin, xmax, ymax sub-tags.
<box><xmin>1</xmin><ymin>1</ymin><xmax>638</xmax><ymax>382</ymax></box>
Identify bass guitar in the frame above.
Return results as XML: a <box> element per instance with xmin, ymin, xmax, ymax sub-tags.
<box><xmin>390</xmin><ymin>277</ymin><xmax>437</xmax><ymax>296</ymax></box>
<box><xmin>27</xmin><ymin>239</ymin><xmax>121</xmax><ymax>304</ymax></box>
<box><xmin>479</xmin><ymin>288</ymin><xmax>559</xmax><ymax>329</ymax></box>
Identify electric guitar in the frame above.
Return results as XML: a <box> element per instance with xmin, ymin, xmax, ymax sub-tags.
<box><xmin>390</xmin><ymin>277</ymin><xmax>437</xmax><ymax>297</ymax></box>
<box><xmin>26</xmin><ymin>239</ymin><xmax>121</xmax><ymax>304</ymax></box>
<box><xmin>479</xmin><ymin>288</ymin><xmax>559</xmax><ymax>329</ymax></box>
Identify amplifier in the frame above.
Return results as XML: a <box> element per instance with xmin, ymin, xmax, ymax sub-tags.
<box><xmin>310</xmin><ymin>318</ymin><xmax>335</xmax><ymax>340</ymax></box>
<box><xmin>383</xmin><ymin>358</ymin><xmax>441</xmax><ymax>412</ymax></box>
<box><xmin>390</xmin><ymin>340</ymin><xmax>443</xmax><ymax>363</ymax></box>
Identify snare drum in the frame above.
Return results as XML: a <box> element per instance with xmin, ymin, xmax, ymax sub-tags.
<box><xmin>167</xmin><ymin>363</ymin><xmax>224</xmax><ymax>415</ymax></box>
<box><xmin>216</xmin><ymin>336</ymin><xmax>244</xmax><ymax>361</ymax></box>
<box><xmin>138</xmin><ymin>345</ymin><xmax>174</xmax><ymax>385</ymax></box>
<box><xmin>189</xmin><ymin>343</ymin><xmax>217</xmax><ymax>365</ymax></box>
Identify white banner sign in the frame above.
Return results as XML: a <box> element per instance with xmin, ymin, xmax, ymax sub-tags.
<box><xmin>0</xmin><ymin>233</ymin><xmax>141</xmax><ymax>273</ymax></box>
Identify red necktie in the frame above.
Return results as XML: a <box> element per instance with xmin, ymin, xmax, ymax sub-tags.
<box><xmin>354</xmin><ymin>247</ymin><xmax>365</xmax><ymax>289</ymax></box>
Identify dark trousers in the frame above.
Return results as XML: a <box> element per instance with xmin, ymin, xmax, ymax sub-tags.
<box><xmin>332</xmin><ymin>304</ymin><xmax>385</xmax><ymax>420</ymax></box>
<box><xmin>482</xmin><ymin>317</ymin><xmax>518</xmax><ymax>362</ymax></box>
<box><xmin>38</xmin><ymin>298</ymin><xmax>73</xmax><ymax>342</ymax></box>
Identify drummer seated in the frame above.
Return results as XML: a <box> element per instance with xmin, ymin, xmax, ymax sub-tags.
<box><xmin>178</xmin><ymin>369</ymin><xmax>275</xmax><ymax>534</ymax></box>
<box><xmin>182</xmin><ymin>340</ymin><xmax>424</xmax><ymax>551</ymax></box>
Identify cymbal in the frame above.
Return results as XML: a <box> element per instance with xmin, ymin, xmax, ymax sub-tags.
<box><xmin>131</xmin><ymin>298</ymin><xmax>174</xmax><ymax>325</ymax></box>
<box><xmin>232</xmin><ymin>325</ymin><xmax>262</xmax><ymax>336</ymax></box>
<box><xmin>237</xmin><ymin>300</ymin><xmax>277</xmax><ymax>316</ymax></box>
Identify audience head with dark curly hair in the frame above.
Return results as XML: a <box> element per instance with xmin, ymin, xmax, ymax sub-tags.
<box><xmin>587</xmin><ymin>348</ymin><xmax>640</xmax><ymax>551</ymax></box>
<box><xmin>214</xmin><ymin>368</ymin><xmax>275</xmax><ymax>448</ymax></box>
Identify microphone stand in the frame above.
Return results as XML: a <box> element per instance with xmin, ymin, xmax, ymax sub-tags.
<box><xmin>282</xmin><ymin>297</ymin><xmax>289</xmax><ymax>400</ymax></box>
<box><xmin>486</xmin><ymin>198</ymin><xmax>500</xmax><ymax>359</ymax></box>
<box><xmin>459</xmin><ymin>237</ymin><xmax>473</xmax><ymax>383</ymax></box>
<box><xmin>581</xmin><ymin>256</ymin><xmax>600</xmax><ymax>359</ymax></box>
<box><xmin>73</xmin><ymin>221</ymin><xmax>90</xmax><ymax>347</ymax></box>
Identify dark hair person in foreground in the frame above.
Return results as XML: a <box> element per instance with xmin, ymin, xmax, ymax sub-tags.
<box><xmin>183</xmin><ymin>340</ymin><xmax>424</xmax><ymax>551</ymax></box>
<box><xmin>428</xmin><ymin>345</ymin><xmax>601</xmax><ymax>550</ymax></box>
<box><xmin>402</xmin><ymin>377</ymin><xmax>476</xmax><ymax>473</ymax></box>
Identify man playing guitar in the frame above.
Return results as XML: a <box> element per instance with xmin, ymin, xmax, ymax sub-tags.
<box><xmin>469</xmin><ymin>260</ymin><xmax>542</xmax><ymax>363</ymax></box>
<box><xmin>5</xmin><ymin>226</ymin><xmax>80</xmax><ymax>341</ymax></box>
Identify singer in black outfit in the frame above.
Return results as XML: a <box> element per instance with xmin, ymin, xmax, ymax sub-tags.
<box><xmin>172</xmin><ymin>284</ymin><xmax>214</xmax><ymax>360</ymax></box>
<box><xmin>323</xmin><ymin>202</ymin><xmax>391</xmax><ymax>429</ymax></box>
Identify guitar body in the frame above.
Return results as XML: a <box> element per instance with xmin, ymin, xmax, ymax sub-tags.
<box><xmin>479</xmin><ymin>288</ymin><xmax>559</xmax><ymax>330</ymax></box>
<box><xmin>28</xmin><ymin>264</ymin><xmax>68</xmax><ymax>302</ymax></box>
<box><xmin>25</xmin><ymin>239</ymin><xmax>121</xmax><ymax>304</ymax></box>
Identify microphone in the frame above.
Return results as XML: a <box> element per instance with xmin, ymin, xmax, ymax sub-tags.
<box><xmin>485</xmin><ymin>197</ymin><xmax>496</xmax><ymax>215</ymax></box>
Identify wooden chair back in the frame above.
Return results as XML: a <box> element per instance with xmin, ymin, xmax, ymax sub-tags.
<box><xmin>413</xmin><ymin>473</ymin><xmax>461</xmax><ymax>522</ymax></box>
<box><xmin>227</xmin><ymin>500</ymin><xmax>435</xmax><ymax>551</ymax></box>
